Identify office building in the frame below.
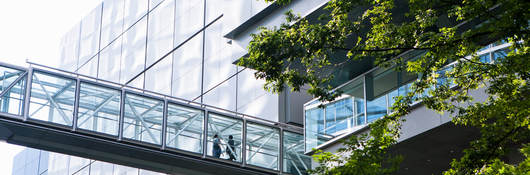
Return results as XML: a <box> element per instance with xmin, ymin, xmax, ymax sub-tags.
<box><xmin>3</xmin><ymin>0</ymin><xmax>513</xmax><ymax>175</ymax></box>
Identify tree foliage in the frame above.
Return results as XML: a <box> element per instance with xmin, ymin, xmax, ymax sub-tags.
<box><xmin>239</xmin><ymin>0</ymin><xmax>530</xmax><ymax>174</ymax></box>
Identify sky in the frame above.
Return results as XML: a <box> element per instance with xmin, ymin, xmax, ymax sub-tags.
<box><xmin>0</xmin><ymin>0</ymin><xmax>102</xmax><ymax>174</ymax></box>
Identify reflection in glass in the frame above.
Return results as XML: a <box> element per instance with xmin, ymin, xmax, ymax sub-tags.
<box><xmin>283</xmin><ymin>131</ymin><xmax>311</xmax><ymax>175</ymax></box>
<box><xmin>207</xmin><ymin>113</ymin><xmax>242</xmax><ymax>162</ymax></box>
<box><xmin>165</xmin><ymin>103</ymin><xmax>204</xmax><ymax>153</ymax></box>
<box><xmin>29</xmin><ymin>72</ymin><xmax>76</xmax><ymax>126</ymax></box>
<box><xmin>493</xmin><ymin>48</ymin><xmax>509</xmax><ymax>61</ymax></box>
<box><xmin>304</xmin><ymin>108</ymin><xmax>327</xmax><ymax>153</ymax></box>
<box><xmin>325</xmin><ymin>98</ymin><xmax>352</xmax><ymax>135</ymax></box>
<box><xmin>0</xmin><ymin>66</ymin><xmax>26</xmax><ymax>116</ymax></box>
<box><xmin>77</xmin><ymin>82</ymin><xmax>121</xmax><ymax>135</ymax></box>
<box><xmin>340</xmin><ymin>78</ymin><xmax>365</xmax><ymax>126</ymax></box>
<box><xmin>246</xmin><ymin>122</ymin><xmax>279</xmax><ymax>170</ymax></box>
<box><xmin>122</xmin><ymin>93</ymin><xmax>163</xmax><ymax>145</ymax></box>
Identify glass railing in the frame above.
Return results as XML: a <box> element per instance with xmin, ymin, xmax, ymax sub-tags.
<box><xmin>0</xmin><ymin>62</ymin><xmax>309</xmax><ymax>175</ymax></box>
<box><xmin>303</xmin><ymin>42</ymin><xmax>511</xmax><ymax>153</ymax></box>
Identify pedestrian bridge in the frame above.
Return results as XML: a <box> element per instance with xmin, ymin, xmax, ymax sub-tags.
<box><xmin>0</xmin><ymin>62</ymin><xmax>310</xmax><ymax>175</ymax></box>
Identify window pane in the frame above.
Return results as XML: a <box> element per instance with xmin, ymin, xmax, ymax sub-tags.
<box><xmin>339</xmin><ymin>78</ymin><xmax>365</xmax><ymax>126</ymax></box>
<box><xmin>207</xmin><ymin>113</ymin><xmax>242</xmax><ymax>162</ymax></box>
<box><xmin>324</xmin><ymin>98</ymin><xmax>352</xmax><ymax>135</ymax></box>
<box><xmin>77</xmin><ymin>82</ymin><xmax>121</xmax><ymax>136</ymax></box>
<box><xmin>0</xmin><ymin>66</ymin><xmax>26</xmax><ymax>116</ymax></box>
<box><xmin>29</xmin><ymin>72</ymin><xmax>76</xmax><ymax>126</ymax></box>
<box><xmin>283</xmin><ymin>131</ymin><xmax>310</xmax><ymax>175</ymax></box>
<box><xmin>304</xmin><ymin>108</ymin><xmax>327</xmax><ymax>153</ymax></box>
<box><xmin>246</xmin><ymin>122</ymin><xmax>279</xmax><ymax>170</ymax></box>
<box><xmin>165</xmin><ymin>103</ymin><xmax>204</xmax><ymax>153</ymax></box>
<box><xmin>122</xmin><ymin>93</ymin><xmax>163</xmax><ymax>145</ymax></box>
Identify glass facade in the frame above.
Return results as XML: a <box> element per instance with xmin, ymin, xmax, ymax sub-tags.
<box><xmin>59</xmin><ymin>0</ymin><xmax>281</xmax><ymax>123</ymax></box>
<box><xmin>12</xmin><ymin>148</ymin><xmax>166</xmax><ymax>175</ymax></box>
<box><xmin>303</xmin><ymin>42</ymin><xmax>511</xmax><ymax>152</ymax></box>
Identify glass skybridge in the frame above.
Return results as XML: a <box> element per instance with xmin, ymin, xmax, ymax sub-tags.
<box><xmin>0</xmin><ymin>62</ymin><xmax>311</xmax><ymax>175</ymax></box>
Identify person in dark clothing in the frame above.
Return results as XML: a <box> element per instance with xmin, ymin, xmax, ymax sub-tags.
<box><xmin>213</xmin><ymin>134</ymin><xmax>221</xmax><ymax>158</ymax></box>
<box><xmin>226</xmin><ymin>135</ymin><xmax>236</xmax><ymax>161</ymax></box>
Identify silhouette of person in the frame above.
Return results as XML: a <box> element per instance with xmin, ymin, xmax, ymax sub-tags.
<box><xmin>226</xmin><ymin>135</ymin><xmax>236</xmax><ymax>161</ymax></box>
<box><xmin>213</xmin><ymin>134</ymin><xmax>221</xmax><ymax>158</ymax></box>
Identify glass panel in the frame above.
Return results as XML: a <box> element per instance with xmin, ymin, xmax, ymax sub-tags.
<box><xmin>90</xmin><ymin>161</ymin><xmax>115</xmax><ymax>175</ymax></box>
<box><xmin>0</xmin><ymin>66</ymin><xmax>26</xmax><ymax>116</ymax></box>
<box><xmin>324</xmin><ymin>98</ymin><xmax>352</xmax><ymax>135</ymax></box>
<box><xmin>479</xmin><ymin>54</ymin><xmax>491</xmax><ymax>63</ymax></box>
<box><xmin>77</xmin><ymin>82</ymin><xmax>121</xmax><ymax>136</ymax></box>
<box><xmin>113</xmin><ymin>164</ymin><xmax>138</xmax><ymax>175</ymax></box>
<box><xmin>339</xmin><ymin>78</ymin><xmax>365</xmax><ymax>126</ymax></box>
<box><xmin>304</xmin><ymin>107</ymin><xmax>327</xmax><ymax>153</ymax></box>
<box><xmin>29</xmin><ymin>72</ymin><xmax>76</xmax><ymax>126</ymax></box>
<box><xmin>493</xmin><ymin>48</ymin><xmax>510</xmax><ymax>61</ymax></box>
<box><xmin>246</xmin><ymin>122</ymin><xmax>279</xmax><ymax>170</ymax></box>
<box><xmin>366</xmin><ymin>69</ymin><xmax>396</xmax><ymax>123</ymax></box>
<box><xmin>283</xmin><ymin>131</ymin><xmax>311</xmax><ymax>175</ymax></box>
<box><xmin>122</xmin><ymin>93</ymin><xmax>163</xmax><ymax>145</ymax></box>
<box><xmin>207</xmin><ymin>113</ymin><xmax>242</xmax><ymax>162</ymax></box>
<box><xmin>165</xmin><ymin>103</ymin><xmax>204</xmax><ymax>153</ymax></box>
<box><xmin>367</xmin><ymin>95</ymin><xmax>387</xmax><ymax>123</ymax></box>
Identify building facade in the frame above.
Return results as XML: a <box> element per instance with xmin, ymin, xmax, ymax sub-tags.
<box><xmin>12</xmin><ymin>0</ymin><xmax>327</xmax><ymax>175</ymax></box>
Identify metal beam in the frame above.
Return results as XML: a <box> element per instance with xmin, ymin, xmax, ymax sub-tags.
<box><xmin>246</xmin><ymin>131</ymin><xmax>275</xmax><ymax>161</ymax></box>
<box><xmin>0</xmin><ymin>72</ymin><xmax>27</xmax><ymax>98</ymax></box>
<box><xmin>77</xmin><ymin>94</ymin><xmax>119</xmax><ymax>127</ymax></box>
<box><xmin>125</xmin><ymin>98</ymin><xmax>159</xmax><ymax>144</ymax></box>
<box><xmin>28</xmin><ymin>80</ymin><xmax>75</xmax><ymax>118</ymax></box>
<box><xmin>32</xmin><ymin>74</ymin><xmax>72</xmax><ymax>125</ymax></box>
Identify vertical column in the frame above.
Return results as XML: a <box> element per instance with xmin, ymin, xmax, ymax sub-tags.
<box><xmin>72</xmin><ymin>78</ymin><xmax>81</xmax><ymax>131</ymax></box>
<box><xmin>161</xmin><ymin>98</ymin><xmax>168</xmax><ymax>150</ymax></box>
<box><xmin>385</xmin><ymin>94</ymin><xmax>389</xmax><ymax>114</ymax></box>
<box><xmin>202</xmin><ymin>109</ymin><xmax>209</xmax><ymax>158</ymax></box>
<box><xmin>23</xmin><ymin>67</ymin><xmax>33</xmax><ymax>121</ymax></box>
<box><xmin>241</xmin><ymin>118</ymin><xmax>247</xmax><ymax>167</ymax></box>
<box><xmin>363</xmin><ymin>76</ymin><xmax>367</xmax><ymax>124</ymax></box>
<box><xmin>279</xmin><ymin>128</ymin><xmax>284</xmax><ymax>174</ymax></box>
<box><xmin>118</xmin><ymin>89</ymin><xmax>125</xmax><ymax>141</ymax></box>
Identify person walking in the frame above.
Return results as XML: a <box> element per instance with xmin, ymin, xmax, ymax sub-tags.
<box><xmin>226</xmin><ymin>135</ymin><xmax>236</xmax><ymax>161</ymax></box>
<box><xmin>213</xmin><ymin>134</ymin><xmax>221</xmax><ymax>158</ymax></box>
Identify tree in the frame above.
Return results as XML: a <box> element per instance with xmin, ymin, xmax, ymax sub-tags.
<box><xmin>238</xmin><ymin>0</ymin><xmax>530</xmax><ymax>174</ymax></box>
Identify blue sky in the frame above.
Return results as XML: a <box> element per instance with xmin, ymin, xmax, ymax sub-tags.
<box><xmin>0</xmin><ymin>0</ymin><xmax>102</xmax><ymax>174</ymax></box>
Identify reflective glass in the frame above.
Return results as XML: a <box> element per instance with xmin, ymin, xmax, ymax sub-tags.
<box><xmin>77</xmin><ymin>82</ymin><xmax>121</xmax><ymax>136</ymax></box>
<box><xmin>29</xmin><ymin>72</ymin><xmax>76</xmax><ymax>126</ymax></box>
<box><xmin>304</xmin><ymin>107</ymin><xmax>326</xmax><ymax>153</ymax></box>
<box><xmin>366</xmin><ymin>70</ymin><xmax>395</xmax><ymax>123</ymax></box>
<box><xmin>165</xmin><ymin>103</ymin><xmax>204</xmax><ymax>153</ymax></box>
<box><xmin>340</xmin><ymin>78</ymin><xmax>365</xmax><ymax>126</ymax></box>
<box><xmin>246</xmin><ymin>122</ymin><xmax>279</xmax><ymax>170</ymax></box>
<box><xmin>479</xmin><ymin>54</ymin><xmax>491</xmax><ymax>63</ymax></box>
<box><xmin>207</xmin><ymin>113</ymin><xmax>242</xmax><ymax>162</ymax></box>
<box><xmin>0</xmin><ymin>66</ymin><xmax>26</xmax><ymax>116</ymax></box>
<box><xmin>325</xmin><ymin>98</ymin><xmax>352</xmax><ymax>135</ymax></box>
<box><xmin>283</xmin><ymin>131</ymin><xmax>311</xmax><ymax>175</ymax></box>
<box><xmin>493</xmin><ymin>48</ymin><xmax>510</xmax><ymax>61</ymax></box>
<box><xmin>113</xmin><ymin>164</ymin><xmax>138</xmax><ymax>175</ymax></box>
<box><xmin>122</xmin><ymin>93</ymin><xmax>163</xmax><ymax>145</ymax></box>
<box><xmin>90</xmin><ymin>161</ymin><xmax>115</xmax><ymax>175</ymax></box>
<box><xmin>366</xmin><ymin>95</ymin><xmax>387</xmax><ymax>123</ymax></box>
